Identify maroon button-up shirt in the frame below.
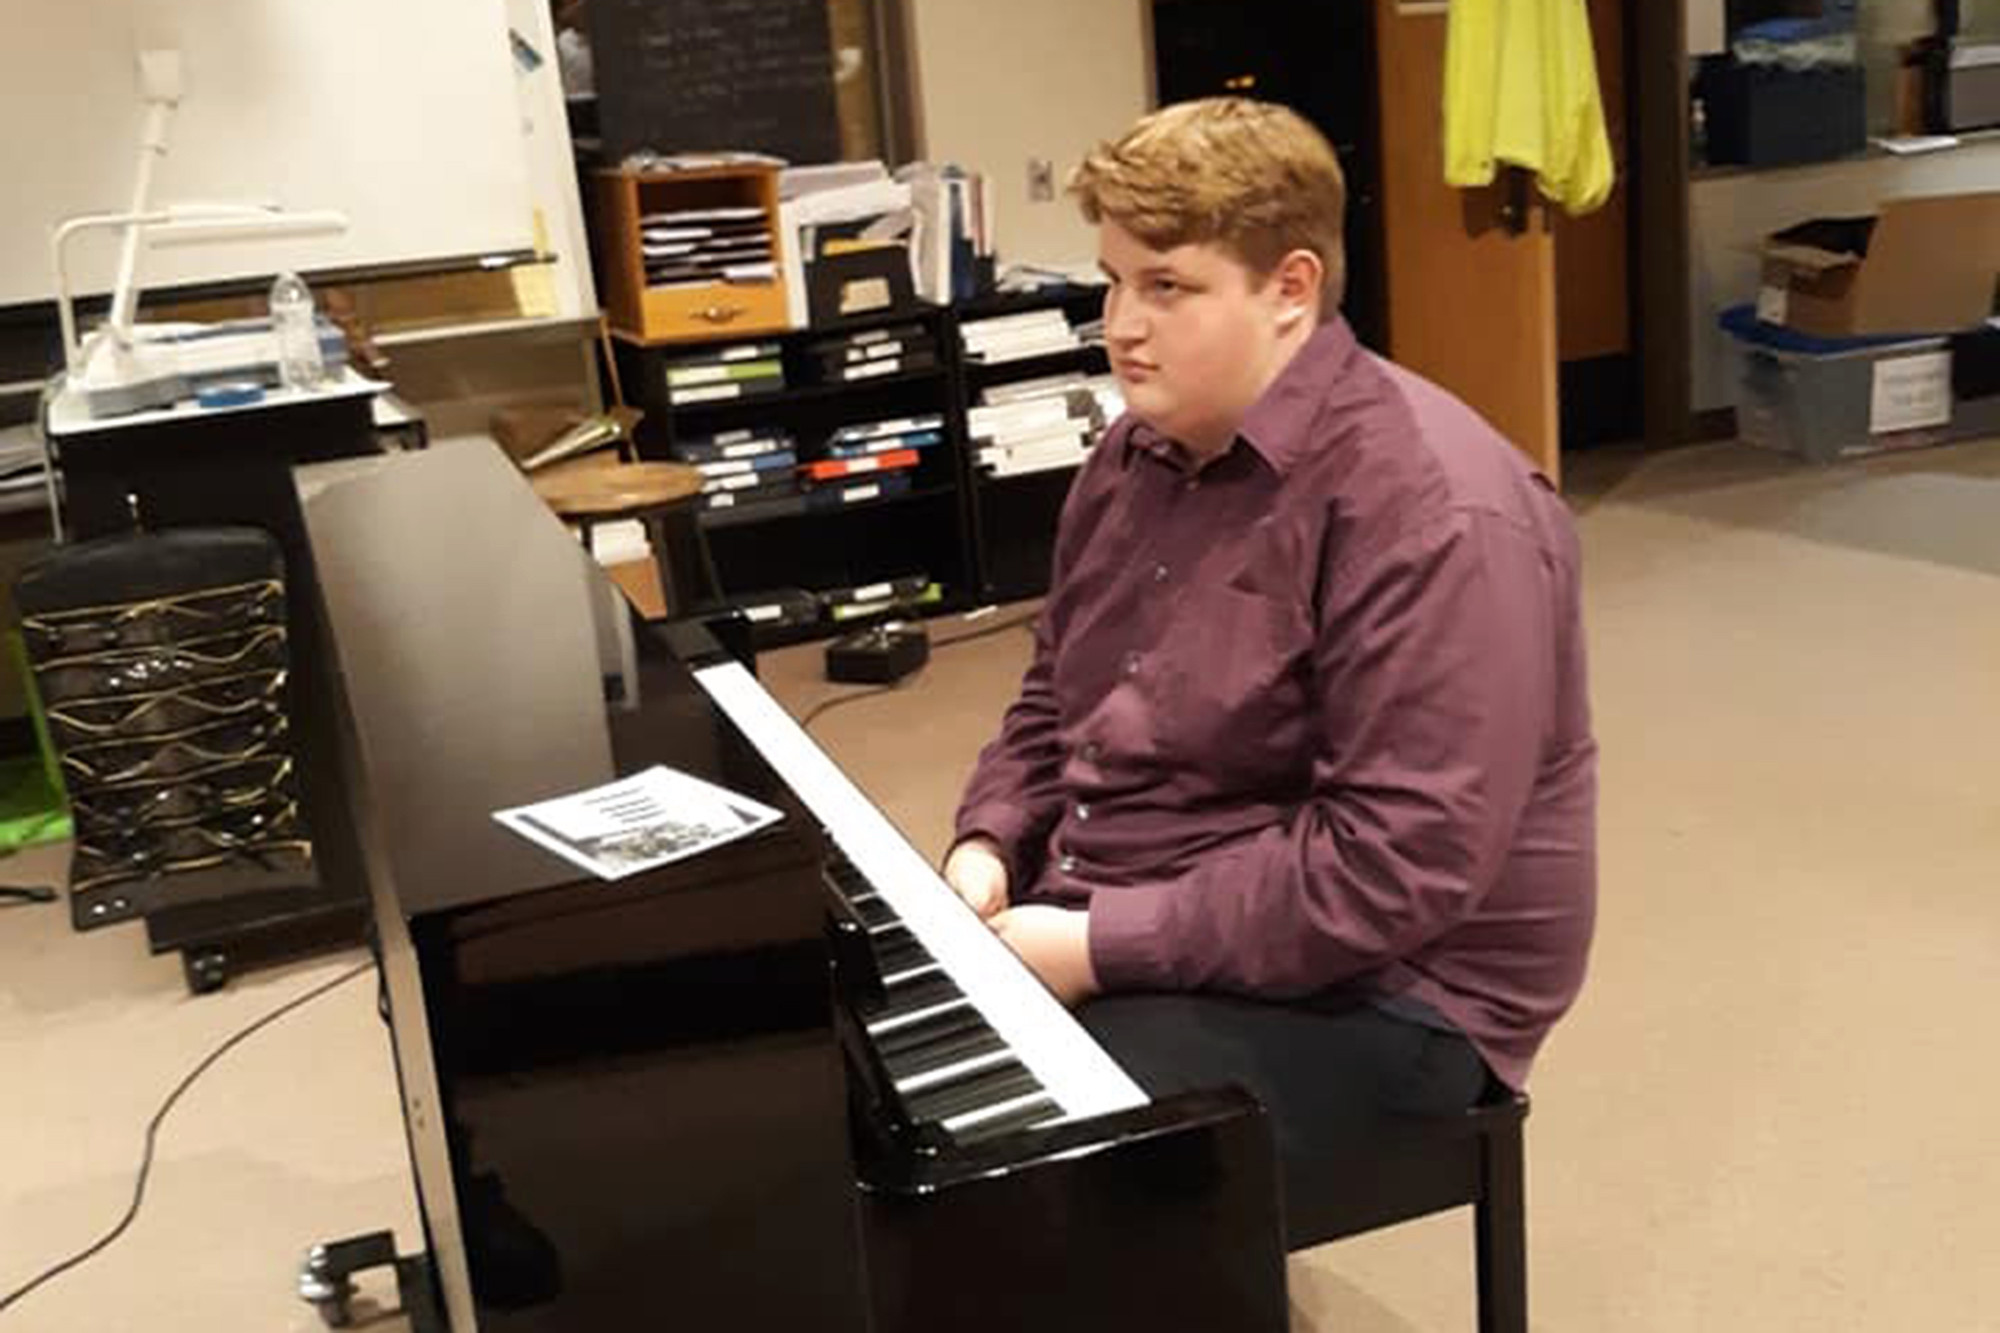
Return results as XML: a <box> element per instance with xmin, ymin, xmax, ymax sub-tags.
<box><xmin>954</xmin><ymin>318</ymin><xmax>1596</xmax><ymax>1089</ymax></box>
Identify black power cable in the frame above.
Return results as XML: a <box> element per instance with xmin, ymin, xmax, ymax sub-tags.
<box><xmin>0</xmin><ymin>961</ymin><xmax>376</xmax><ymax>1316</ymax></box>
<box><xmin>797</xmin><ymin>610</ymin><xmax>1039</xmax><ymax>733</ymax></box>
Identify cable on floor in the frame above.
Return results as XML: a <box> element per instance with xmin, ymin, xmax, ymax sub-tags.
<box><xmin>0</xmin><ymin>960</ymin><xmax>376</xmax><ymax>1316</ymax></box>
<box><xmin>797</xmin><ymin>610</ymin><xmax>1039</xmax><ymax>733</ymax></box>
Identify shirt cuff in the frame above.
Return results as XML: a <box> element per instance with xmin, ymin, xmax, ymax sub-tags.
<box><xmin>1087</xmin><ymin>885</ymin><xmax>1180</xmax><ymax>992</ymax></box>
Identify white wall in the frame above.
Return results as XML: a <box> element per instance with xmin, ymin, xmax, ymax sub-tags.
<box><xmin>0</xmin><ymin>0</ymin><xmax>537</xmax><ymax>309</ymax></box>
<box><xmin>1688</xmin><ymin>0</ymin><xmax>1725</xmax><ymax>56</ymax></box>
<box><xmin>905</xmin><ymin>0</ymin><xmax>1151</xmax><ymax>271</ymax></box>
<box><xmin>1689</xmin><ymin>141</ymin><xmax>2000</xmax><ymax>412</ymax></box>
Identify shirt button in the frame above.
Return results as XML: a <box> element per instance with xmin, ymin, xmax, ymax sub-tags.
<box><xmin>1083</xmin><ymin>742</ymin><xmax>1103</xmax><ymax>763</ymax></box>
<box><xmin>1183</xmin><ymin>477</ymin><xmax>1200</xmax><ymax>492</ymax></box>
<box><xmin>1122</xmin><ymin>652</ymin><xmax>1140</xmax><ymax>677</ymax></box>
<box><xmin>1152</xmin><ymin>563</ymin><xmax>1169</xmax><ymax>583</ymax></box>
<box><xmin>1075</xmin><ymin>803</ymin><xmax>1091</xmax><ymax>822</ymax></box>
<box><xmin>1058</xmin><ymin>855</ymin><xmax>1077</xmax><ymax>874</ymax></box>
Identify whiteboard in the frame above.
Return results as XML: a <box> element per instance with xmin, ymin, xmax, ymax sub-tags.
<box><xmin>0</xmin><ymin>0</ymin><xmax>537</xmax><ymax>308</ymax></box>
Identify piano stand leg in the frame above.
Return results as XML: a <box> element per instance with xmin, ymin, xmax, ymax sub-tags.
<box><xmin>297</xmin><ymin>1232</ymin><xmax>444</xmax><ymax>1332</ymax></box>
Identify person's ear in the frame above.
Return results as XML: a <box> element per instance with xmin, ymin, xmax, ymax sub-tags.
<box><xmin>1271</xmin><ymin>249</ymin><xmax>1323</xmax><ymax>333</ymax></box>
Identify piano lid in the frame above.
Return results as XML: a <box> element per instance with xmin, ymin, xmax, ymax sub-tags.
<box><xmin>297</xmin><ymin>441</ymin><xmax>807</xmax><ymax>917</ymax></box>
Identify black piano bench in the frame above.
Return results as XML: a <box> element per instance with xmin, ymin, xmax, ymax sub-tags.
<box><xmin>1283</xmin><ymin>1087</ymin><xmax>1530</xmax><ymax>1333</ymax></box>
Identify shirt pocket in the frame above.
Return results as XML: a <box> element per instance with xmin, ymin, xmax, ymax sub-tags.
<box><xmin>1156</xmin><ymin>585</ymin><xmax>1311</xmax><ymax>781</ymax></box>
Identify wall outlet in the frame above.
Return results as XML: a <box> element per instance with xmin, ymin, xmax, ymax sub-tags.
<box><xmin>1027</xmin><ymin>158</ymin><xmax>1055</xmax><ymax>203</ymax></box>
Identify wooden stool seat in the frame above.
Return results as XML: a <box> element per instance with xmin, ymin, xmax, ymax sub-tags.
<box><xmin>527</xmin><ymin>456</ymin><xmax>712</xmax><ymax>620</ymax></box>
<box><xmin>528</xmin><ymin>457</ymin><xmax>704</xmax><ymax>520</ymax></box>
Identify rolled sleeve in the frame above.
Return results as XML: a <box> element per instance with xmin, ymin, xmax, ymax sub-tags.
<box><xmin>950</xmin><ymin>614</ymin><xmax>1068</xmax><ymax>887</ymax></box>
<box><xmin>1086</xmin><ymin>883</ymin><xmax>1178</xmax><ymax>991</ymax></box>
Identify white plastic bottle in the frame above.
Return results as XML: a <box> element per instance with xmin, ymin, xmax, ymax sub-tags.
<box><xmin>269</xmin><ymin>271</ymin><xmax>325</xmax><ymax>390</ymax></box>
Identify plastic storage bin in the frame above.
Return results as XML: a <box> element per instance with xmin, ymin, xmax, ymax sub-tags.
<box><xmin>1722</xmin><ymin>305</ymin><xmax>1973</xmax><ymax>462</ymax></box>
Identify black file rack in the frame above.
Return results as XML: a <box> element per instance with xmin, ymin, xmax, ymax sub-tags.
<box><xmin>614</xmin><ymin>286</ymin><xmax>1109</xmax><ymax>646</ymax></box>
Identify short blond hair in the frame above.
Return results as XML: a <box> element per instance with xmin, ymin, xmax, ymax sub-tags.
<box><xmin>1070</xmin><ymin>98</ymin><xmax>1347</xmax><ymax>316</ymax></box>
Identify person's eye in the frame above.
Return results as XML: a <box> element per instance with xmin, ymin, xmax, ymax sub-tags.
<box><xmin>1150</xmin><ymin>277</ymin><xmax>1181</xmax><ymax>297</ymax></box>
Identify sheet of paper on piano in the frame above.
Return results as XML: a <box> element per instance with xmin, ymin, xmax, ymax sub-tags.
<box><xmin>493</xmin><ymin>763</ymin><xmax>783</xmax><ymax>881</ymax></box>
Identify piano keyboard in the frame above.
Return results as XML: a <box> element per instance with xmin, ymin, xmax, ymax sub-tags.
<box><xmin>694</xmin><ymin>662</ymin><xmax>1149</xmax><ymax>1138</ymax></box>
<box><xmin>826</xmin><ymin>851</ymin><xmax>1062</xmax><ymax>1143</ymax></box>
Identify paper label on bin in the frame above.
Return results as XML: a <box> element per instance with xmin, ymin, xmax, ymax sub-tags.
<box><xmin>1870</xmin><ymin>352</ymin><xmax>1953</xmax><ymax>435</ymax></box>
<box><xmin>1756</xmin><ymin>286</ymin><xmax>1789</xmax><ymax>326</ymax></box>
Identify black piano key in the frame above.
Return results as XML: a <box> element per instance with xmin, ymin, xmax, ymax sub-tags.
<box><xmin>884</xmin><ymin>1025</ymin><xmax>1009</xmax><ymax>1085</ymax></box>
<box><xmin>907</xmin><ymin>1061</ymin><xmax>1042</xmax><ymax>1125</ymax></box>
<box><xmin>870</xmin><ymin>923</ymin><xmax>916</xmax><ymax>950</ymax></box>
<box><xmin>950</xmin><ymin>1097</ymin><xmax>1063</xmax><ymax>1146</ymax></box>
<box><xmin>876</xmin><ymin>942</ymin><xmax>932</xmax><ymax>978</ymax></box>
<box><xmin>829</xmin><ymin>853</ymin><xmax>871</xmax><ymax>893</ymax></box>
<box><xmin>849</xmin><ymin>895</ymin><xmax>898</xmax><ymax>930</ymax></box>
<box><xmin>873</xmin><ymin>1005</ymin><xmax>984</xmax><ymax>1061</ymax></box>
<box><xmin>871</xmin><ymin>928</ymin><xmax>932</xmax><ymax>976</ymax></box>
<box><xmin>876</xmin><ymin>970</ymin><xmax>960</xmax><ymax>1016</ymax></box>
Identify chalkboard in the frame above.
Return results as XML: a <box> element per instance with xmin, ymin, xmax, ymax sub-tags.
<box><xmin>588</xmin><ymin>0</ymin><xmax>843</xmax><ymax>165</ymax></box>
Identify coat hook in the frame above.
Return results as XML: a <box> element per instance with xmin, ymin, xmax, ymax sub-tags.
<box><xmin>124</xmin><ymin>491</ymin><xmax>145</xmax><ymax>532</ymax></box>
<box><xmin>1499</xmin><ymin>166</ymin><xmax>1531</xmax><ymax>237</ymax></box>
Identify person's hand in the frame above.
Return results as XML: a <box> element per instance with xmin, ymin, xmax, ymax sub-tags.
<box><xmin>943</xmin><ymin>837</ymin><xmax>1010</xmax><ymax>920</ymax></box>
<box><xmin>990</xmin><ymin>905</ymin><xmax>1099</xmax><ymax>1008</ymax></box>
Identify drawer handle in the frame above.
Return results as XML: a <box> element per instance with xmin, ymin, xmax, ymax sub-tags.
<box><xmin>698</xmin><ymin>305</ymin><xmax>746</xmax><ymax>324</ymax></box>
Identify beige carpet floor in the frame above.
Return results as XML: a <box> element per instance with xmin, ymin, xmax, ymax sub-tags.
<box><xmin>3</xmin><ymin>437</ymin><xmax>1996</xmax><ymax>1331</ymax></box>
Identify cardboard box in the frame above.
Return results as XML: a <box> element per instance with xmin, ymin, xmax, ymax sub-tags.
<box><xmin>1757</xmin><ymin>193</ymin><xmax>2000</xmax><ymax>338</ymax></box>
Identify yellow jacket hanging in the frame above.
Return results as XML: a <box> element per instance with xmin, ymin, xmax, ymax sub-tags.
<box><xmin>1443</xmin><ymin>0</ymin><xmax>1615</xmax><ymax>215</ymax></box>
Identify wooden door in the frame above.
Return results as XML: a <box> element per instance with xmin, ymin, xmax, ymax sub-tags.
<box><xmin>1372</xmin><ymin>0</ymin><xmax>1563</xmax><ymax>483</ymax></box>
<box><xmin>1555</xmin><ymin>0</ymin><xmax>1630</xmax><ymax>364</ymax></box>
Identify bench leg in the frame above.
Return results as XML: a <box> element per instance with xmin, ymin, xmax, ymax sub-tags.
<box><xmin>1475</xmin><ymin>1128</ymin><xmax>1528</xmax><ymax>1333</ymax></box>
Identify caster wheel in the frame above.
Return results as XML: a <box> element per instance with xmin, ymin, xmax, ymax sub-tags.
<box><xmin>184</xmin><ymin>950</ymin><xmax>229</xmax><ymax>994</ymax></box>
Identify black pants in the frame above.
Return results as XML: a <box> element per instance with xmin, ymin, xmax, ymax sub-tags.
<box><xmin>1076</xmin><ymin>993</ymin><xmax>1490</xmax><ymax>1172</ymax></box>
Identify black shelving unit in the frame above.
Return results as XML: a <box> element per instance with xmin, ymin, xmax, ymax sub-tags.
<box><xmin>613</xmin><ymin>285</ymin><xmax>1110</xmax><ymax>641</ymax></box>
<box><xmin>616</xmin><ymin>307</ymin><xmax>972</xmax><ymax>640</ymax></box>
<box><xmin>953</xmin><ymin>285</ymin><xmax>1109</xmax><ymax>604</ymax></box>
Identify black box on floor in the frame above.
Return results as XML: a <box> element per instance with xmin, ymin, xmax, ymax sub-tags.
<box><xmin>824</xmin><ymin>623</ymin><xmax>929</xmax><ymax>685</ymax></box>
<box><xmin>1698</xmin><ymin>57</ymin><xmax>1866</xmax><ymax>167</ymax></box>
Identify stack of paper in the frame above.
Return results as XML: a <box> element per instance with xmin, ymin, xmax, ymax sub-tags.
<box><xmin>0</xmin><ymin>426</ymin><xmax>48</xmax><ymax>498</ymax></box>
<box><xmin>897</xmin><ymin>163</ymin><xmax>994</xmax><ymax>306</ymax></box>
<box><xmin>804</xmin><ymin>322</ymin><xmax>939</xmax><ymax>385</ymax></box>
<box><xmin>970</xmin><ymin>374</ymin><xmax>1122</xmax><ymax>478</ymax></box>
<box><xmin>641</xmin><ymin>206</ymin><xmax>779</xmax><ymax>289</ymax></box>
<box><xmin>575</xmin><ymin>518</ymin><xmax>652</xmax><ymax>568</ymax></box>
<box><xmin>777</xmin><ymin>162</ymin><xmax>917</xmax><ymax>329</ymax></box>
<box><xmin>799</xmin><ymin>412</ymin><xmax>940</xmax><ymax>511</ymax></box>
<box><xmin>660</xmin><ymin>341</ymin><xmax>785</xmax><ymax>407</ymax></box>
<box><xmin>960</xmin><ymin>309</ymin><xmax>1080</xmax><ymax>364</ymax></box>
<box><xmin>817</xmin><ymin>574</ymin><xmax>940</xmax><ymax>622</ymax></box>
<box><xmin>672</xmin><ymin>428</ymin><xmax>804</xmax><ymax>517</ymax></box>
<box><xmin>824</xmin><ymin>414</ymin><xmax>947</xmax><ymax>460</ymax></box>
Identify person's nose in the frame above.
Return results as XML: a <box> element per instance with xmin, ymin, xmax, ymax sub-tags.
<box><xmin>1105</xmin><ymin>285</ymin><xmax>1147</xmax><ymax>351</ymax></box>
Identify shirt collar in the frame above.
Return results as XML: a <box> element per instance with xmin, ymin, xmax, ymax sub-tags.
<box><xmin>1118</xmin><ymin>316</ymin><xmax>1363</xmax><ymax>479</ymax></box>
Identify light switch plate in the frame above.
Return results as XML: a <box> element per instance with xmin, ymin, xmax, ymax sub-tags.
<box><xmin>1028</xmin><ymin>158</ymin><xmax>1055</xmax><ymax>203</ymax></box>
